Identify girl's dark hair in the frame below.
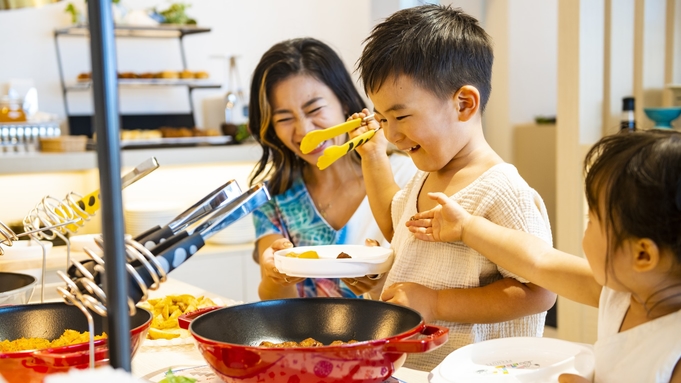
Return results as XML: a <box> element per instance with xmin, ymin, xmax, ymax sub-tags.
<box><xmin>357</xmin><ymin>4</ymin><xmax>493</xmax><ymax>111</ymax></box>
<box><xmin>584</xmin><ymin>129</ymin><xmax>681</xmax><ymax>266</ymax></box>
<box><xmin>247</xmin><ymin>38</ymin><xmax>365</xmax><ymax>195</ymax></box>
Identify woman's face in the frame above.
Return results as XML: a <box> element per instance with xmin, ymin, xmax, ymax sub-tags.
<box><xmin>269</xmin><ymin>74</ymin><xmax>347</xmax><ymax>163</ymax></box>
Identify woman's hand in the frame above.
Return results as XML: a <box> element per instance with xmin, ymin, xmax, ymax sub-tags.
<box><xmin>261</xmin><ymin>238</ymin><xmax>305</xmax><ymax>286</ymax></box>
<box><xmin>341</xmin><ymin>238</ymin><xmax>385</xmax><ymax>296</ymax></box>
<box><xmin>405</xmin><ymin>192</ymin><xmax>471</xmax><ymax>243</ymax></box>
<box><xmin>381</xmin><ymin>282</ymin><xmax>438</xmax><ymax>323</ymax></box>
<box><xmin>348</xmin><ymin>108</ymin><xmax>389</xmax><ymax>160</ymax></box>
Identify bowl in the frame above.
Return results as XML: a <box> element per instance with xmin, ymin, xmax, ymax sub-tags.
<box><xmin>643</xmin><ymin>107</ymin><xmax>681</xmax><ymax>129</ymax></box>
<box><xmin>0</xmin><ymin>240</ymin><xmax>53</xmax><ymax>261</ymax></box>
<box><xmin>0</xmin><ymin>272</ymin><xmax>37</xmax><ymax>305</ymax></box>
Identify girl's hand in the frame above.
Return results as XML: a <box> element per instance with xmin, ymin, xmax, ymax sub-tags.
<box><xmin>558</xmin><ymin>374</ymin><xmax>591</xmax><ymax>383</ymax></box>
<box><xmin>405</xmin><ymin>192</ymin><xmax>471</xmax><ymax>243</ymax></box>
<box><xmin>381</xmin><ymin>282</ymin><xmax>438</xmax><ymax>323</ymax></box>
<box><xmin>261</xmin><ymin>238</ymin><xmax>305</xmax><ymax>286</ymax></box>
<box><xmin>348</xmin><ymin>108</ymin><xmax>389</xmax><ymax>160</ymax></box>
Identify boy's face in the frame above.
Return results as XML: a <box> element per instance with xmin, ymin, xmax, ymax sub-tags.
<box><xmin>368</xmin><ymin>75</ymin><xmax>467</xmax><ymax>172</ymax></box>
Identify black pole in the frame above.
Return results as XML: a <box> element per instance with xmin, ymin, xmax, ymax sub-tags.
<box><xmin>87</xmin><ymin>0</ymin><xmax>131</xmax><ymax>370</ymax></box>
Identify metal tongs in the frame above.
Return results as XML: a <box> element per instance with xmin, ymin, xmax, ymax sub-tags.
<box><xmin>300</xmin><ymin>114</ymin><xmax>377</xmax><ymax>170</ymax></box>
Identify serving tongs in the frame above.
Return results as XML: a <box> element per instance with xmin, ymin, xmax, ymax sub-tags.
<box><xmin>67</xmin><ymin>183</ymin><xmax>271</xmax><ymax>304</ymax></box>
<box><xmin>299</xmin><ymin>114</ymin><xmax>378</xmax><ymax>170</ymax></box>
<box><xmin>132</xmin><ymin>179</ymin><xmax>243</xmax><ymax>249</ymax></box>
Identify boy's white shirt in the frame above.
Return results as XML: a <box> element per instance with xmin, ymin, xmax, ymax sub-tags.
<box><xmin>385</xmin><ymin>163</ymin><xmax>553</xmax><ymax>371</ymax></box>
<box><xmin>595</xmin><ymin>286</ymin><xmax>681</xmax><ymax>383</ymax></box>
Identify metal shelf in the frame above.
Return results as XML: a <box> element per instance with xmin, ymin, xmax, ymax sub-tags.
<box><xmin>65</xmin><ymin>79</ymin><xmax>222</xmax><ymax>91</ymax></box>
<box><xmin>55</xmin><ymin>24</ymin><xmax>211</xmax><ymax>38</ymax></box>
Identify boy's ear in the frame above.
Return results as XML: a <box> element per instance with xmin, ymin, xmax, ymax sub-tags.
<box><xmin>453</xmin><ymin>85</ymin><xmax>480</xmax><ymax>122</ymax></box>
<box><xmin>631</xmin><ymin>238</ymin><xmax>660</xmax><ymax>273</ymax></box>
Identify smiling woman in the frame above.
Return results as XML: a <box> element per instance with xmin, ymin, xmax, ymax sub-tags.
<box><xmin>246</xmin><ymin>37</ymin><xmax>417</xmax><ymax>301</ymax></box>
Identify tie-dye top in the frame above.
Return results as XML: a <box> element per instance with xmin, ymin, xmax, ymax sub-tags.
<box><xmin>252</xmin><ymin>176</ymin><xmax>357</xmax><ymax>298</ymax></box>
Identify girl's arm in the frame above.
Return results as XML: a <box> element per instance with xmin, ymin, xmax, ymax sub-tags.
<box><xmin>257</xmin><ymin>234</ymin><xmax>304</xmax><ymax>300</ymax></box>
<box><xmin>406</xmin><ymin>192</ymin><xmax>602</xmax><ymax>307</ymax></box>
<box><xmin>349</xmin><ymin>109</ymin><xmax>400</xmax><ymax>241</ymax></box>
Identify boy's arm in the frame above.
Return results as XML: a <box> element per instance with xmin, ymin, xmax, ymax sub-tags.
<box><xmin>349</xmin><ymin>109</ymin><xmax>401</xmax><ymax>241</ymax></box>
<box><xmin>406</xmin><ymin>192</ymin><xmax>601</xmax><ymax>307</ymax></box>
<box><xmin>382</xmin><ymin>278</ymin><xmax>555</xmax><ymax>323</ymax></box>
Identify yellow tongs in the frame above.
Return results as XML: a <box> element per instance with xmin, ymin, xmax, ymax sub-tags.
<box><xmin>300</xmin><ymin>114</ymin><xmax>377</xmax><ymax>170</ymax></box>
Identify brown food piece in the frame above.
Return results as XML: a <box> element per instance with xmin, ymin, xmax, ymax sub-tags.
<box><xmin>118</xmin><ymin>72</ymin><xmax>137</xmax><ymax>79</ymax></box>
<box><xmin>299</xmin><ymin>337</ymin><xmax>323</xmax><ymax>347</ymax></box>
<box><xmin>138</xmin><ymin>72</ymin><xmax>155</xmax><ymax>79</ymax></box>
<box><xmin>336</xmin><ymin>252</ymin><xmax>352</xmax><ymax>259</ymax></box>
<box><xmin>194</xmin><ymin>71</ymin><xmax>209</xmax><ymax>79</ymax></box>
<box><xmin>77</xmin><ymin>72</ymin><xmax>91</xmax><ymax>80</ymax></box>
<box><xmin>179</xmin><ymin>70</ymin><xmax>194</xmax><ymax>79</ymax></box>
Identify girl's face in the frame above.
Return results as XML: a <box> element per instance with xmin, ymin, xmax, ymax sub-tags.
<box><xmin>269</xmin><ymin>74</ymin><xmax>347</xmax><ymax>163</ymax></box>
<box><xmin>368</xmin><ymin>74</ymin><xmax>464</xmax><ymax>173</ymax></box>
<box><xmin>582</xmin><ymin>210</ymin><xmax>632</xmax><ymax>291</ymax></box>
<box><xmin>582</xmin><ymin>210</ymin><xmax>609</xmax><ymax>286</ymax></box>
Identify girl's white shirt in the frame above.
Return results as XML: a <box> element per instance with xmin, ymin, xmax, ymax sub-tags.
<box><xmin>595</xmin><ymin>286</ymin><xmax>681</xmax><ymax>383</ymax></box>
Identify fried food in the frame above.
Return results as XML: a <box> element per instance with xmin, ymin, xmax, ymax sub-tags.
<box><xmin>336</xmin><ymin>252</ymin><xmax>351</xmax><ymax>259</ymax></box>
<box><xmin>285</xmin><ymin>250</ymin><xmax>320</xmax><ymax>259</ymax></box>
<box><xmin>259</xmin><ymin>337</ymin><xmax>358</xmax><ymax>348</ymax></box>
<box><xmin>0</xmin><ymin>330</ymin><xmax>107</xmax><ymax>353</ymax></box>
<box><xmin>137</xmin><ymin>294</ymin><xmax>217</xmax><ymax>340</ymax></box>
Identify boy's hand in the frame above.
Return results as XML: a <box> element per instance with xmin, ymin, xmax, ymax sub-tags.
<box><xmin>405</xmin><ymin>192</ymin><xmax>471</xmax><ymax>243</ymax></box>
<box><xmin>381</xmin><ymin>282</ymin><xmax>438</xmax><ymax>323</ymax></box>
<box><xmin>341</xmin><ymin>238</ymin><xmax>385</xmax><ymax>295</ymax></box>
<box><xmin>348</xmin><ymin>108</ymin><xmax>388</xmax><ymax>160</ymax></box>
<box><xmin>262</xmin><ymin>238</ymin><xmax>305</xmax><ymax>286</ymax></box>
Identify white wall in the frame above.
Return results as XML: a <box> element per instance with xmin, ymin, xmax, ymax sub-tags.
<box><xmin>0</xmin><ymin>0</ymin><xmax>373</xmax><ymax>132</ymax></box>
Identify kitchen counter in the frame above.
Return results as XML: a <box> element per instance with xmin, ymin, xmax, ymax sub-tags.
<box><xmin>0</xmin><ymin>142</ymin><xmax>262</xmax><ymax>174</ymax></box>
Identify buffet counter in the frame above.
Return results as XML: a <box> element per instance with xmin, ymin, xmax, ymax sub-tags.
<box><xmin>133</xmin><ymin>278</ymin><xmax>431</xmax><ymax>383</ymax></box>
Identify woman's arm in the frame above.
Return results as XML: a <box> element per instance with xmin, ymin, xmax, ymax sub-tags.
<box><xmin>406</xmin><ymin>192</ymin><xmax>602</xmax><ymax>307</ymax></box>
<box><xmin>257</xmin><ymin>234</ymin><xmax>304</xmax><ymax>300</ymax></box>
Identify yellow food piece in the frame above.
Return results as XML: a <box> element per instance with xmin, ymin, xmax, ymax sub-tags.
<box><xmin>137</xmin><ymin>294</ymin><xmax>217</xmax><ymax>340</ymax></box>
<box><xmin>0</xmin><ymin>330</ymin><xmax>107</xmax><ymax>353</ymax></box>
<box><xmin>285</xmin><ymin>250</ymin><xmax>320</xmax><ymax>259</ymax></box>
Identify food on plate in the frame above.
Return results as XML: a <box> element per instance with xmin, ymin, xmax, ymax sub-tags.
<box><xmin>0</xmin><ymin>330</ymin><xmax>107</xmax><ymax>353</ymax></box>
<box><xmin>179</xmin><ymin>70</ymin><xmax>194</xmax><ymax>79</ymax></box>
<box><xmin>158</xmin><ymin>70</ymin><xmax>179</xmax><ymax>79</ymax></box>
<box><xmin>159</xmin><ymin>369</ymin><xmax>197</xmax><ymax>383</ymax></box>
<box><xmin>285</xmin><ymin>250</ymin><xmax>320</xmax><ymax>259</ymax></box>
<box><xmin>336</xmin><ymin>252</ymin><xmax>351</xmax><ymax>259</ymax></box>
<box><xmin>194</xmin><ymin>71</ymin><xmax>209</xmax><ymax>79</ymax></box>
<box><xmin>259</xmin><ymin>337</ymin><xmax>358</xmax><ymax>348</ymax></box>
<box><xmin>139</xmin><ymin>72</ymin><xmax>155</xmax><ymax>79</ymax></box>
<box><xmin>137</xmin><ymin>294</ymin><xmax>217</xmax><ymax>340</ymax></box>
<box><xmin>77</xmin><ymin>72</ymin><xmax>91</xmax><ymax>81</ymax></box>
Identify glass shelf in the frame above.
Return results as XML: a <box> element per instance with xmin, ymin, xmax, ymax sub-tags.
<box><xmin>55</xmin><ymin>24</ymin><xmax>211</xmax><ymax>38</ymax></box>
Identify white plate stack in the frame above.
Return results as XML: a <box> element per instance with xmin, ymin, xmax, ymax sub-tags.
<box><xmin>205</xmin><ymin>217</ymin><xmax>256</xmax><ymax>245</ymax></box>
<box><xmin>124</xmin><ymin>201</ymin><xmax>182</xmax><ymax>238</ymax></box>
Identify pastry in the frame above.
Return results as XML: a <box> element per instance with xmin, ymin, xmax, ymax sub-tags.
<box><xmin>179</xmin><ymin>70</ymin><xmax>193</xmax><ymax>79</ymax></box>
<box><xmin>194</xmin><ymin>71</ymin><xmax>209</xmax><ymax>79</ymax></box>
<box><xmin>158</xmin><ymin>70</ymin><xmax>179</xmax><ymax>79</ymax></box>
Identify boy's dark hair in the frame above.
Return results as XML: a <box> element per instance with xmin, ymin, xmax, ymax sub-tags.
<box><xmin>585</xmin><ymin>129</ymin><xmax>681</xmax><ymax>265</ymax></box>
<box><xmin>248</xmin><ymin>38</ymin><xmax>365</xmax><ymax>195</ymax></box>
<box><xmin>357</xmin><ymin>4</ymin><xmax>494</xmax><ymax>111</ymax></box>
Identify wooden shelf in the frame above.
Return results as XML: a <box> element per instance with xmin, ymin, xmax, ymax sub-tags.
<box><xmin>55</xmin><ymin>24</ymin><xmax>211</xmax><ymax>38</ymax></box>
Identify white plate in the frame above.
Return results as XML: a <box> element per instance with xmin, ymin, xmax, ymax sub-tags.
<box><xmin>429</xmin><ymin>337</ymin><xmax>595</xmax><ymax>383</ymax></box>
<box><xmin>274</xmin><ymin>245</ymin><xmax>393</xmax><ymax>278</ymax></box>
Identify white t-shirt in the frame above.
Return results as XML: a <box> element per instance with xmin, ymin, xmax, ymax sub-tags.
<box><xmin>345</xmin><ymin>153</ymin><xmax>416</xmax><ymax>246</ymax></box>
<box><xmin>594</xmin><ymin>287</ymin><xmax>681</xmax><ymax>383</ymax></box>
<box><xmin>385</xmin><ymin>163</ymin><xmax>553</xmax><ymax>371</ymax></box>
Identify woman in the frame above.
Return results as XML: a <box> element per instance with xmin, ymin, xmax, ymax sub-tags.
<box><xmin>248</xmin><ymin>38</ymin><xmax>415</xmax><ymax>300</ymax></box>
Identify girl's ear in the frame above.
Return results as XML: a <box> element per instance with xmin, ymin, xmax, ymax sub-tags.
<box><xmin>631</xmin><ymin>238</ymin><xmax>660</xmax><ymax>273</ymax></box>
<box><xmin>453</xmin><ymin>85</ymin><xmax>480</xmax><ymax>122</ymax></box>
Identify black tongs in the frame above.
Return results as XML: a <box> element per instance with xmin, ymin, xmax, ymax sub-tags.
<box><xmin>132</xmin><ymin>179</ymin><xmax>243</xmax><ymax>248</ymax></box>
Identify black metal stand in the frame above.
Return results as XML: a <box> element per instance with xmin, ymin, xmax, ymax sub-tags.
<box><xmin>87</xmin><ymin>0</ymin><xmax>131</xmax><ymax>371</ymax></box>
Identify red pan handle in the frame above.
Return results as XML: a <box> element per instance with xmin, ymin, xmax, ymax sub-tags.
<box><xmin>178</xmin><ymin>306</ymin><xmax>222</xmax><ymax>330</ymax></box>
<box><xmin>382</xmin><ymin>325</ymin><xmax>449</xmax><ymax>353</ymax></box>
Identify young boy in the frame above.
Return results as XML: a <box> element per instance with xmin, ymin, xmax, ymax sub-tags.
<box><xmin>351</xmin><ymin>5</ymin><xmax>556</xmax><ymax>371</ymax></box>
